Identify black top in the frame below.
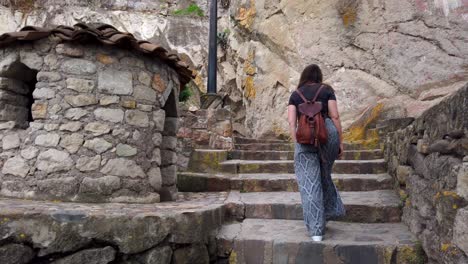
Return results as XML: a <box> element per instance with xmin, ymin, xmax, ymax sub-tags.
<box><xmin>288</xmin><ymin>83</ymin><xmax>336</xmax><ymax>118</ymax></box>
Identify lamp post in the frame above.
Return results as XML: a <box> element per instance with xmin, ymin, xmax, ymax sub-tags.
<box><xmin>207</xmin><ymin>0</ymin><xmax>217</xmax><ymax>94</ymax></box>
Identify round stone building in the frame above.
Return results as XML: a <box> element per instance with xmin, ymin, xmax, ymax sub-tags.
<box><xmin>0</xmin><ymin>23</ymin><xmax>192</xmax><ymax>203</ymax></box>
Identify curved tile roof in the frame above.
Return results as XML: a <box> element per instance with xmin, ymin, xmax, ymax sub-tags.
<box><xmin>0</xmin><ymin>23</ymin><xmax>193</xmax><ymax>86</ymax></box>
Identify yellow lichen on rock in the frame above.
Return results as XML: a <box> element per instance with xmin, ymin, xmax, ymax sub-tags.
<box><xmin>236</xmin><ymin>0</ymin><xmax>256</xmax><ymax>31</ymax></box>
<box><xmin>229</xmin><ymin>251</ymin><xmax>238</xmax><ymax>264</ymax></box>
<box><xmin>242</xmin><ymin>50</ymin><xmax>257</xmax><ymax>100</ymax></box>
<box><xmin>344</xmin><ymin>103</ymin><xmax>384</xmax><ymax>143</ymax></box>
<box><xmin>244</xmin><ymin>76</ymin><xmax>256</xmax><ymax>99</ymax></box>
<box><xmin>441</xmin><ymin>243</ymin><xmax>451</xmax><ymax>252</ymax></box>
<box><xmin>244</xmin><ymin>52</ymin><xmax>256</xmax><ymax>76</ymax></box>
<box><xmin>193</xmin><ymin>70</ymin><xmax>207</xmax><ymax>93</ymax></box>
<box><xmin>342</xmin><ymin>6</ymin><xmax>357</xmax><ymax>27</ymax></box>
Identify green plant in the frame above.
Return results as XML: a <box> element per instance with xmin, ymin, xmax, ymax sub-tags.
<box><xmin>217</xmin><ymin>28</ymin><xmax>231</xmax><ymax>49</ymax></box>
<box><xmin>173</xmin><ymin>3</ymin><xmax>204</xmax><ymax>17</ymax></box>
<box><xmin>179</xmin><ymin>86</ymin><xmax>193</xmax><ymax>102</ymax></box>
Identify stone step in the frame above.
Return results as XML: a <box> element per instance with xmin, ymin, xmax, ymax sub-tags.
<box><xmin>224</xmin><ymin>191</ymin><xmax>401</xmax><ymax>223</ymax></box>
<box><xmin>177</xmin><ymin>172</ymin><xmax>393</xmax><ymax>192</ymax></box>
<box><xmin>216</xmin><ymin>219</ymin><xmax>421</xmax><ymax>264</ymax></box>
<box><xmin>228</xmin><ymin>149</ymin><xmax>383</xmax><ymax>161</ymax></box>
<box><xmin>233</xmin><ymin>136</ymin><xmax>289</xmax><ymax>144</ymax></box>
<box><xmin>234</xmin><ymin>142</ymin><xmax>379</xmax><ymax>151</ymax></box>
<box><xmin>234</xmin><ymin>143</ymin><xmax>294</xmax><ymax>151</ymax></box>
<box><xmin>220</xmin><ymin>159</ymin><xmax>387</xmax><ymax>174</ymax></box>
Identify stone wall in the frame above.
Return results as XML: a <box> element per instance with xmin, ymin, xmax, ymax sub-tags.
<box><xmin>384</xmin><ymin>84</ymin><xmax>468</xmax><ymax>264</ymax></box>
<box><xmin>0</xmin><ymin>39</ymin><xmax>181</xmax><ymax>203</ymax></box>
<box><xmin>177</xmin><ymin>108</ymin><xmax>233</xmax><ymax>171</ymax></box>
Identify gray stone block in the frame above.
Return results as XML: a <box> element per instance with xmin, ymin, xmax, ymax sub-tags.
<box><xmin>94</xmin><ymin>108</ymin><xmax>124</xmax><ymax>123</ymax></box>
<box><xmin>153</xmin><ymin>109</ymin><xmax>166</xmax><ymax>132</ymax></box>
<box><xmin>60</xmin><ymin>133</ymin><xmax>84</xmax><ymax>154</ymax></box>
<box><xmin>173</xmin><ymin>244</ymin><xmax>209</xmax><ymax>264</ymax></box>
<box><xmin>83</xmin><ymin>138</ymin><xmax>113</xmax><ymax>154</ymax></box>
<box><xmin>125</xmin><ymin>110</ymin><xmax>149</xmax><ymax>127</ymax></box>
<box><xmin>55</xmin><ymin>43</ymin><xmax>84</xmax><ymax>58</ymax></box>
<box><xmin>65</xmin><ymin>94</ymin><xmax>98</xmax><ymax>107</ymax></box>
<box><xmin>66</xmin><ymin>78</ymin><xmax>95</xmax><ymax>93</ymax></box>
<box><xmin>51</xmin><ymin>246</ymin><xmax>116</xmax><ymax>264</ymax></box>
<box><xmin>163</xmin><ymin>117</ymin><xmax>178</xmax><ymax>136</ymax></box>
<box><xmin>37</xmin><ymin>177</ymin><xmax>79</xmax><ymax>197</ymax></box>
<box><xmin>134</xmin><ymin>85</ymin><xmax>157</xmax><ymax>103</ymax></box>
<box><xmin>0</xmin><ymin>244</ymin><xmax>34</xmax><ymax>264</ymax></box>
<box><xmin>20</xmin><ymin>51</ymin><xmax>43</xmax><ymax>70</ymax></box>
<box><xmin>2</xmin><ymin>156</ymin><xmax>30</xmax><ymax>177</ymax></box>
<box><xmin>136</xmin><ymin>246</ymin><xmax>172</xmax><ymax>264</ymax></box>
<box><xmin>2</xmin><ymin>133</ymin><xmax>20</xmax><ymax>150</ymax></box>
<box><xmin>76</xmin><ymin>155</ymin><xmax>101</xmax><ymax>172</ymax></box>
<box><xmin>37</xmin><ymin>71</ymin><xmax>62</xmax><ymax>82</ymax></box>
<box><xmin>80</xmin><ymin>176</ymin><xmax>121</xmax><ymax>195</ymax></box>
<box><xmin>35</xmin><ymin>133</ymin><xmax>60</xmax><ymax>147</ymax></box>
<box><xmin>98</xmin><ymin>70</ymin><xmax>133</xmax><ymax>95</ymax></box>
<box><xmin>161</xmin><ymin>165</ymin><xmax>177</xmax><ymax>186</ymax></box>
<box><xmin>61</xmin><ymin>59</ymin><xmax>97</xmax><ymax>75</ymax></box>
<box><xmin>100</xmin><ymin>158</ymin><xmax>145</xmax><ymax>178</ymax></box>
<box><xmin>84</xmin><ymin>122</ymin><xmax>111</xmax><ymax>136</ymax></box>
<box><xmin>36</xmin><ymin>149</ymin><xmax>74</xmax><ymax>174</ymax></box>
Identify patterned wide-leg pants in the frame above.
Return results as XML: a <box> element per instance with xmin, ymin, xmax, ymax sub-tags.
<box><xmin>294</xmin><ymin>118</ymin><xmax>346</xmax><ymax>236</ymax></box>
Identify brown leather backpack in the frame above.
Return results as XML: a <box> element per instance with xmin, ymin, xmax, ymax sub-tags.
<box><xmin>295</xmin><ymin>85</ymin><xmax>328</xmax><ymax>146</ymax></box>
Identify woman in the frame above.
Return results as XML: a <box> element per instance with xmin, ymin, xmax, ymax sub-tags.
<box><xmin>287</xmin><ymin>64</ymin><xmax>346</xmax><ymax>242</ymax></box>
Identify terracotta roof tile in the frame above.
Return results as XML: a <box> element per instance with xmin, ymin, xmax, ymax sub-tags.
<box><xmin>0</xmin><ymin>23</ymin><xmax>193</xmax><ymax>86</ymax></box>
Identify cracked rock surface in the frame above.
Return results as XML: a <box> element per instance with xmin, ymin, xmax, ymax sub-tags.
<box><xmin>1</xmin><ymin>0</ymin><xmax>466</xmax><ymax>137</ymax></box>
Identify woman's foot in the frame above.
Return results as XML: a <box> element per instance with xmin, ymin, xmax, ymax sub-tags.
<box><xmin>311</xmin><ymin>236</ymin><xmax>323</xmax><ymax>242</ymax></box>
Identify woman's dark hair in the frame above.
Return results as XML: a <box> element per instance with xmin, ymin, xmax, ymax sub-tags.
<box><xmin>297</xmin><ymin>64</ymin><xmax>323</xmax><ymax>88</ymax></box>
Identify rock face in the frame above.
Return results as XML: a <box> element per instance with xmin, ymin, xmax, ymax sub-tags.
<box><xmin>384</xmin><ymin>85</ymin><xmax>468</xmax><ymax>264</ymax></box>
<box><xmin>0</xmin><ymin>34</ymin><xmax>181</xmax><ymax>203</ymax></box>
<box><xmin>1</xmin><ymin>1</ymin><xmax>465</xmax><ymax>137</ymax></box>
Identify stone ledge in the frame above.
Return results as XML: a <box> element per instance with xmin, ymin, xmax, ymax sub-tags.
<box><xmin>0</xmin><ymin>192</ymin><xmax>227</xmax><ymax>261</ymax></box>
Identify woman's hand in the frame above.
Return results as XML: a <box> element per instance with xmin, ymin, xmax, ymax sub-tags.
<box><xmin>338</xmin><ymin>143</ymin><xmax>344</xmax><ymax>159</ymax></box>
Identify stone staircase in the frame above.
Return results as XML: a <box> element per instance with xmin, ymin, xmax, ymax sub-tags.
<box><xmin>178</xmin><ymin>137</ymin><xmax>423</xmax><ymax>264</ymax></box>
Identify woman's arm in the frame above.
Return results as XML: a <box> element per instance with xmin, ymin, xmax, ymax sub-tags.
<box><xmin>328</xmin><ymin>100</ymin><xmax>344</xmax><ymax>158</ymax></box>
<box><xmin>288</xmin><ymin>105</ymin><xmax>297</xmax><ymax>142</ymax></box>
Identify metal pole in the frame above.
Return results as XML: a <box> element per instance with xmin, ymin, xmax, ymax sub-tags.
<box><xmin>207</xmin><ymin>0</ymin><xmax>218</xmax><ymax>94</ymax></box>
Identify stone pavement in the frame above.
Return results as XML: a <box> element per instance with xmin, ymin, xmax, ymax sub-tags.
<box><xmin>180</xmin><ymin>137</ymin><xmax>424</xmax><ymax>264</ymax></box>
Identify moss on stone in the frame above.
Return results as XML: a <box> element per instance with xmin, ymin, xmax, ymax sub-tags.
<box><xmin>383</xmin><ymin>247</ymin><xmax>396</xmax><ymax>264</ymax></box>
<box><xmin>239</xmin><ymin>163</ymin><xmax>260</xmax><ymax>173</ymax></box>
<box><xmin>188</xmin><ymin>150</ymin><xmax>228</xmax><ymax>173</ymax></box>
<box><xmin>397</xmin><ymin>243</ymin><xmax>426</xmax><ymax>264</ymax></box>
<box><xmin>229</xmin><ymin>250</ymin><xmax>238</xmax><ymax>264</ymax></box>
<box><xmin>173</xmin><ymin>3</ymin><xmax>204</xmax><ymax>17</ymax></box>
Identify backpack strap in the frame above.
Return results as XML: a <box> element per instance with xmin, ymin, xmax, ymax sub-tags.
<box><xmin>295</xmin><ymin>88</ymin><xmax>309</xmax><ymax>103</ymax></box>
<box><xmin>312</xmin><ymin>85</ymin><xmax>325</xmax><ymax>102</ymax></box>
<box><xmin>296</xmin><ymin>84</ymin><xmax>325</xmax><ymax>103</ymax></box>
